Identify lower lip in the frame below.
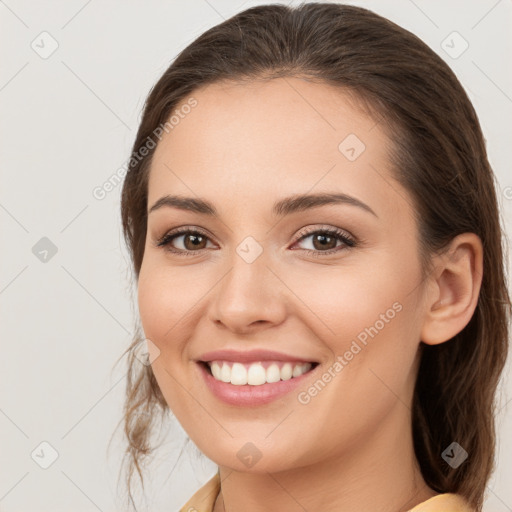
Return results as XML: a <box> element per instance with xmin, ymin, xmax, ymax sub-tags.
<box><xmin>197</xmin><ymin>362</ymin><xmax>318</xmax><ymax>406</ymax></box>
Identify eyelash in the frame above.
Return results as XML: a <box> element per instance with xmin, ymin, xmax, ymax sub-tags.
<box><xmin>155</xmin><ymin>225</ymin><xmax>357</xmax><ymax>258</ymax></box>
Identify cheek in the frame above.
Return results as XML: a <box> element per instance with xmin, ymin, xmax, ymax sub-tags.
<box><xmin>292</xmin><ymin>249</ymin><xmax>423</xmax><ymax>398</ymax></box>
<box><xmin>326</xmin><ymin>254</ymin><xmax>423</xmax><ymax>405</ymax></box>
<box><xmin>137</xmin><ymin>262</ymin><xmax>199</xmax><ymax>416</ymax></box>
<box><xmin>288</xmin><ymin>254</ymin><xmax>416</xmax><ymax>344</ymax></box>
<box><xmin>137</xmin><ymin>267</ymin><xmax>168</xmax><ymax>340</ymax></box>
<box><xmin>137</xmin><ymin>260</ymin><xmax>199</xmax><ymax>346</ymax></box>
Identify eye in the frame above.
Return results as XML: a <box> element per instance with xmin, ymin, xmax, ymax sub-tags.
<box><xmin>291</xmin><ymin>226</ymin><xmax>356</xmax><ymax>256</ymax></box>
<box><xmin>155</xmin><ymin>227</ymin><xmax>215</xmax><ymax>256</ymax></box>
<box><xmin>155</xmin><ymin>225</ymin><xmax>357</xmax><ymax>257</ymax></box>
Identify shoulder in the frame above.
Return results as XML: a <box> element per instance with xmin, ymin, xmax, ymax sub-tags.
<box><xmin>179</xmin><ymin>473</ymin><xmax>221</xmax><ymax>512</ymax></box>
<box><xmin>407</xmin><ymin>492</ymin><xmax>474</xmax><ymax>512</ymax></box>
<box><xmin>179</xmin><ymin>477</ymin><xmax>473</xmax><ymax>512</ymax></box>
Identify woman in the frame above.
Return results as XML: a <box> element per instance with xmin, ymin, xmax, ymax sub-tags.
<box><xmin>116</xmin><ymin>3</ymin><xmax>510</xmax><ymax>511</ymax></box>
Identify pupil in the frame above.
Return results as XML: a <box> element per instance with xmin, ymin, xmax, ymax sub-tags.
<box><xmin>187</xmin><ymin>234</ymin><xmax>204</xmax><ymax>249</ymax></box>
<box><xmin>314</xmin><ymin>234</ymin><xmax>334</xmax><ymax>250</ymax></box>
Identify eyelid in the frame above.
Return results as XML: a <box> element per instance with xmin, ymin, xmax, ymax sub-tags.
<box><xmin>155</xmin><ymin>224</ymin><xmax>357</xmax><ymax>256</ymax></box>
<box><xmin>154</xmin><ymin>225</ymin><xmax>212</xmax><ymax>247</ymax></box>
<box><xmin>293</xmin><ymin>224</ymin><xmax>355</xmax><ymax>244</ymax></box>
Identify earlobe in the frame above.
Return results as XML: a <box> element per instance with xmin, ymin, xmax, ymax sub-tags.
<box><xmin>420</xmin><ymin>233</ymin><xmax>483</xmax><ymax>346</ymax></box>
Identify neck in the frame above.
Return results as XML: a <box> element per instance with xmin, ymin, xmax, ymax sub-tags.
<box><xmin>213</xmin><ymin>403</ymin><xmax>437</xmax><ymax>512</ymax></box>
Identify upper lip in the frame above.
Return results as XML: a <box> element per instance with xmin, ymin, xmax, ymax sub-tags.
<box><xmin>197</xmin><ymin>349</ymin><xmax>318</xmax><ymax>364</ymax></box>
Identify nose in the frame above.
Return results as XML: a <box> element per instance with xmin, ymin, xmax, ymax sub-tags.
<box><xmin>208</xmin><ymin>249</ymin><xmax>287</xmax><ymax>335</ymax></box>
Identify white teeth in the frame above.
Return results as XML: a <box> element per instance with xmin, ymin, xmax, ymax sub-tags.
<box><xmin>280</xmin><ymin>363</ymin><xmax>293</xmax><ymax>380</ymax></box>
<box><xmin>247</xmin><ymin>363</ymin><xmax>266</xmax><ymax>385</ymax></box>
<box><xmin>266</xmin><ymin>364</ymin><xmax>281</xmax><ymax>383</ymax></box>
<box><xmin>230</xmin><ymin>363</ymin><xmax>247</xmax><ymax>385</ymax></box>
<box><xmin>211</xmin><ymin>362</ymin><xmax>221</xmax><ymax>380</ymax></box>
<box><xmin>220</xmin><ymin>363</ymin><xmax>231</xmax><ymax>383</ymax></box>
<box><xmin>207</xmin><ymin>360</ymin><xmax>314</xmax><ymax>385</ymax></box>
<box><xmin>292</xmin><ymin>364</ymin><xmax>302</xmax><ymax>378</ymax></box>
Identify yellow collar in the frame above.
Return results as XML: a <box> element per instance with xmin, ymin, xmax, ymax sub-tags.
<box><xmin>179</xmin><ymin>473</ymin><xmax>473</xmax><ymax>512</ymax></box>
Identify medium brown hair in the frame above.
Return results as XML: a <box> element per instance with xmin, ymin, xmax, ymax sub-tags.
<box><xmin>114</xmin><ymin>3</ymin><xmax>511</xmax><ymax>510</ymax></box>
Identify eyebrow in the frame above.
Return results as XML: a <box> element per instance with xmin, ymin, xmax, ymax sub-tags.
<box><xmin>148</xmin><ymin>192</ymin><xmax>378</xmax><ymax>218</ymax></box>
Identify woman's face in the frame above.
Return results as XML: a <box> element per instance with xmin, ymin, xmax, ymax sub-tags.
<box><xmin>138</xmin><ymin>77</ymin><xmax>429</xmax><ymax>472</ymax></box>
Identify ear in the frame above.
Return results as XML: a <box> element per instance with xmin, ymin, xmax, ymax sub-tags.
<box><xmin>420</xmin><ymin>233</ymin><xmax>483</xmax><ymax>346</ymax></box>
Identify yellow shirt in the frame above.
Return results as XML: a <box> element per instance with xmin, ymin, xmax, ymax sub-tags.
<box><xmin>179</xmin><ymin>473</ymin><xmax>474</xmax><ymax>512</ymax></box>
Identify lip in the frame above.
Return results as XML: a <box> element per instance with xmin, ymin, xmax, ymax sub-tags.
<box><xmin>197</xmin><ymin>349</ymin><xmax>318</xmax><ymax>364</ymax></box>
<box><xmin>196</xmin><ymin>359</ymin><xmax>320</xmax><ymax>406</ymax></box>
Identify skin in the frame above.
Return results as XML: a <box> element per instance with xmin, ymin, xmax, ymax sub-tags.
<box><xmin>137</xmin><ymin>77</ymin><xmax>483</xmax><ymax>512</ymax></box>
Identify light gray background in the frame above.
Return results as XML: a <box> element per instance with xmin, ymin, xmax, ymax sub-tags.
<box><xmin>1</xmin><ymin>1</ymin><xmax>511</xmax><ymax>511</ymax></box>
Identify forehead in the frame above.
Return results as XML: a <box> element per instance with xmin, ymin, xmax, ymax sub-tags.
<box><xmin>147</xmin><ymin>77</ymin><xmax>409</xmax><ymax>223</ymax></box>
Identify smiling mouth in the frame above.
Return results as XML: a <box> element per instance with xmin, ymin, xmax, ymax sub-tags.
<box><xmin>200</xmin><ymin>360</ymin><xmax>319</xmax><ymax>386</ymax></box>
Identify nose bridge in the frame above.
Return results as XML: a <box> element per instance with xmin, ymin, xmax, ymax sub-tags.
<box><xmin>209</xmin><ymin>235</ymin><xmax>285</xmax><ymax>331</ymax></box>
<box><xmin>219</xmin><ymin>238</ymin><xmax>270</xmax><ymax>306</ymax></box>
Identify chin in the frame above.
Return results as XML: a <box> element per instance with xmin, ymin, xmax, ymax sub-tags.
<box><xmin>194</xmin><ymin>435</ymin><xmax>307</xmax><ymax>474</ymax></box>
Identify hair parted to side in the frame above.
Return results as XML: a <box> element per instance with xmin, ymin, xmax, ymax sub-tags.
<box><xmin>115</xmin><ymin>3</ymin><xmax>510</xmax><ymax>510</ymax></box>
